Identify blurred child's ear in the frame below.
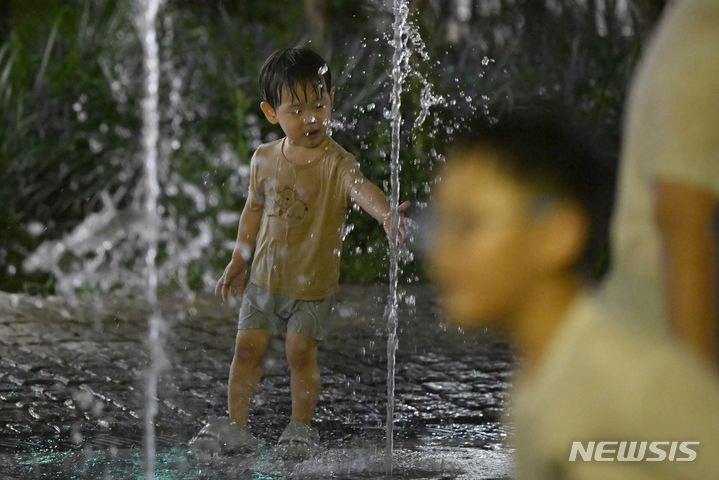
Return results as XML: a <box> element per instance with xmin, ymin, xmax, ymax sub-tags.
<box><xmin>532</xmin><ymin>203</ymin><xmax>589</xmax><ymax>274</ymax></box>
<box><xmin>329</xmin><ymin>86</ymin><xmax>336</xmax><ymax>109</ymax></box>
<box><xmin>260</xmin><ymin>101</ymin><xmax>279</xmax><ymax>125</ymax></box>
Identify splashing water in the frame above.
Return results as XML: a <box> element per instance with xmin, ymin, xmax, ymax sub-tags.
<box><xmin>21</xmin><ymin>6</ymin><xmax>216</xmax><ymax>300</ymax></box>
<box><xmin>383</xmin><ymin>0</ymin><xmax>455</xmax><ymax>475</ymax></box>
<box><xmin>135</xmin><ymin>0</ymin><xmax>167</xmax><ymax>478</ymax></box>
<box><xmin>386</xmin><ymin>0</ymin><xmax>409</xmax><ymax>475</ymax></box>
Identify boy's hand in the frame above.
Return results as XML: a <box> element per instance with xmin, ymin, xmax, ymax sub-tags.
<box><xmin>383</xmin><ymin>201</ymin><xmax>412</xmax><ymax>245</ymax></box>
<box><xmin>215</xmin><ymin>259</ymin><xmax>248</xmax><ymax>302</ymax></box>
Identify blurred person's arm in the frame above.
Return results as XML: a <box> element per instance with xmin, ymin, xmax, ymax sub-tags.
<box><xmin>655</xmin><ymin>180</ymin><xmax>719</xmax><ymax>365</ymax></box>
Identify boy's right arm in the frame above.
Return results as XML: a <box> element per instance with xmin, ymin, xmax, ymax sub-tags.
<box><xmin>215</xmin><ymin>201</ymin><xmax>263</xmax><ymax>301</ymax></box>
<box><xmin>350</xmin><ymin>179</ymin><xmax>411</xmax><ymax>244</ymax></box>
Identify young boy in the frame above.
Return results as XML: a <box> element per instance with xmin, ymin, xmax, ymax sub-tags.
<box><xmin>429</xmin><ymin>109</ymin><xmax>719</xmax><ymax>479</ymax></box>
<box><xmin>191</xmin><ymin>46</ymin><xmax>408</xmax><ymax>456</ymax></box>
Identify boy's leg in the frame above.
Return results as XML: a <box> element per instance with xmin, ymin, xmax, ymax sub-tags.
<box><xmin>285</xmin><ymin>330</ymin><xmax>320</xmax><ymax>425</ymax></box>
<box><xmin>228</xmin><ymin>328</ymin><xmax>271</xmax><ymax>426</ymax></box>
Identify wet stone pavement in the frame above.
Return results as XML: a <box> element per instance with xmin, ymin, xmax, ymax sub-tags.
<box><xmin>0</xmin><ymin>285</ymin><xmax>514</xmax><ymax>479</ymax></box>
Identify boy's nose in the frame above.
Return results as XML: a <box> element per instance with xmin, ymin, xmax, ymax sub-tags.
<box><xmin>304</xmin><ymin>115</ymin><xmax>317</xmax><ymax>124</ymax></box>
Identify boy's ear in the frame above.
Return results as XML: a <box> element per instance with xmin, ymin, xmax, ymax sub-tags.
<box><xmin>532</xmin><ymin>203</ymin><xmax>589</xmax><ymax>274</ymax></box>
<box><xmin>329</xmin><ymin>86</ymin><xmax>336</xmax><ymax>109</ymax></box>
<box><xmin>260</xmin><ymin>101</ymin><xmax>279</xmax><ymax>125</ymax></box>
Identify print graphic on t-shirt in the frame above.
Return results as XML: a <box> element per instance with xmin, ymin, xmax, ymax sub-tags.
<box><xmin>275</xmin><ymin>186</ymin><xmax>308</xmax><ymax>222</ymax></box>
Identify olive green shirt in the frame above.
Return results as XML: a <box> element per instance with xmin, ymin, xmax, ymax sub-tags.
<box><xmin>247</xmin><ymin>136</ymin><xmax>364</xmax><ymax>300</ymax></box>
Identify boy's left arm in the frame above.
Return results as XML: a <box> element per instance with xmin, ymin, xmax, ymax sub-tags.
<box><xmin>350</xmin><ymin>180</ymin><xmax>410</xmax><ymax>243</ymax></box>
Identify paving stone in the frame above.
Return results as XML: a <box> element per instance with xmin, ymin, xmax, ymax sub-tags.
<box><xmin>0</xmin><ymin>286</ymin><xmax>514</xmax><ymax>479</ymax></box>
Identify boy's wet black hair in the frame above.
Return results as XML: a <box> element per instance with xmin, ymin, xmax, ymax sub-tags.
<box><xmin>259</xmin><ymin>46</ymin><xmax>332</xmax><ymax>109</ymax></box>
<box><xmin>447</xmin><ymin>104</ymin><xmax>617</xmax><ymax>282</ymax></box>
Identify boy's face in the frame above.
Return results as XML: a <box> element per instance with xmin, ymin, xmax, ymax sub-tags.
<box><xmin>429</xmin><ymin>148</ymin><xmax>582</xmax><ymax>330</ymax></box>
<box><xmin>261</xmin><ymin>82</ymin><xmax>335</xmax><ymax>149</ymax></box>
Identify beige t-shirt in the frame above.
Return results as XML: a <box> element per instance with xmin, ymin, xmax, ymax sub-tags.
<box><xmin>601</xmin><ymin>0</ymin><xmax>719</xmax><ymax>331</ymax></box>
<box><xmin>246</xmin><ymin>136</ymin><xmax>365</xmax><ymax>300</ymax></box>
<box><xmin>512</xmin><ymin>293</ymin><xmax>719</xmax><ymax>480</ymax></box>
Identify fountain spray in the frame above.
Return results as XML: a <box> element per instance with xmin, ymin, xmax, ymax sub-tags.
<box><xmin>385</xmin><ymin>0</ymin><xmax>411</xmax><ymax>475</ymax></box>
<box><xmin>135</xmin><ymin>0</ymin><xmax>167</xmax><ymax>478</ymax></box>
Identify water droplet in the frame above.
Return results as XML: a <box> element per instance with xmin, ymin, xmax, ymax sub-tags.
<box><xmin>26</xmin><ymin>222</ymin><xmax>46</xmax><ymax>237</ymax></box>
<box><xmin>317</xmin><ymin>64</ymin><xmax>329</xmax><ymax>76</ymax></box>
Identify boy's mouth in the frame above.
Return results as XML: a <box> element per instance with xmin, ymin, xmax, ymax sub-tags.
<box><xmin>304</xmin><ymin>129</ymin><xmax>320</xmax><ymax>138</ymax></box>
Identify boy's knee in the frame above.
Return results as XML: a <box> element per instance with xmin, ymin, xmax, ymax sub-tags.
<box><xmin>285</xmin><ymin>332</ymin><xmax>318</xmax><ymax>367</ymax></box>
<box><xmin>233</xmin><ymin>329</ymin><xmax>270</xmax><ymax>363</ymax></box>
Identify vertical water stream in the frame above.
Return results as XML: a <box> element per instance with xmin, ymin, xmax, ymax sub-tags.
<box><xmin>385</xmin><ymin>0</ymin><xmax>410</xmax><ymax>475</ymax></box>
<box><xmin>135</xmin><ymin>1</ymin><xmax>166</xmax><ymax>478</ymax></box>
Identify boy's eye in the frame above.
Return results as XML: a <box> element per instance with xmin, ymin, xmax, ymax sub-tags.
<box><xmin>315</xmin><ymin>104</ymin><xmax>326</xmax><ymax>109</ymax></box>
<box><xmin>291</xmin><ymin>109</ymin><xmax>301</xmax><ymax>115</ymax></box>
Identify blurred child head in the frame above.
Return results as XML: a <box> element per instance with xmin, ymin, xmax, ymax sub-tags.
<box><xmin>258</xmin><ymin>46</ymin><xmax>335</xmax><ymax>148</ymax></box>
<box><xmin>430</xmin><ymin>106</ymin><xmax>614</xmax><ymax>330</ymax></box>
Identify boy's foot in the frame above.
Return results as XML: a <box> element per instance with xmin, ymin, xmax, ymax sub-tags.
<box><xmin>189</xmin><ymin>417</ymin><xmax>259</xmax><ymax>455</ymax></box>
<box><xmin>275</xmin><ymin>421</ymin><xmax>319</xmax><ymax>460</ymax></box>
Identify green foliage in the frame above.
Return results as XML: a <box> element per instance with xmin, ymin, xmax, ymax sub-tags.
<box><xmin>1</xmin><ymin>0</ymin><xmax>141</xmax><ymax>292</ymax></box>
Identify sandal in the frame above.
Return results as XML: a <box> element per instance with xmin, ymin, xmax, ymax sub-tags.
<box><xmin>189</xmin><ymin>417</ymin><xmax>259</xmax><ymax>455</ymax></box>
<box><xmin>276</xmin><ymin>421</ymin><xmax>319</xmax><ymax>459</ymax></box>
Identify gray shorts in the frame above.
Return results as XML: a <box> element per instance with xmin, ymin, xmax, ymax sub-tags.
<box><xmin>237</xmin><ymin>283</ymin><xmax>332</xmax><ymax>341</ymax></box>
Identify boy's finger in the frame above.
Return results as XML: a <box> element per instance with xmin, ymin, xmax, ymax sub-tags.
<box><xmin>231</xmin><ymin>284</ymin><xmax>245</xmax><ymax>298</ymax></box>
<box><xmin>215</xmin><ymin>277</ymin><xmax>224</xmax><ymax>297</ymax></box>
<box><xmin>398</xmin><ymin>201</ymin><xmax>411</xmax><ymax>213</ymax></box>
